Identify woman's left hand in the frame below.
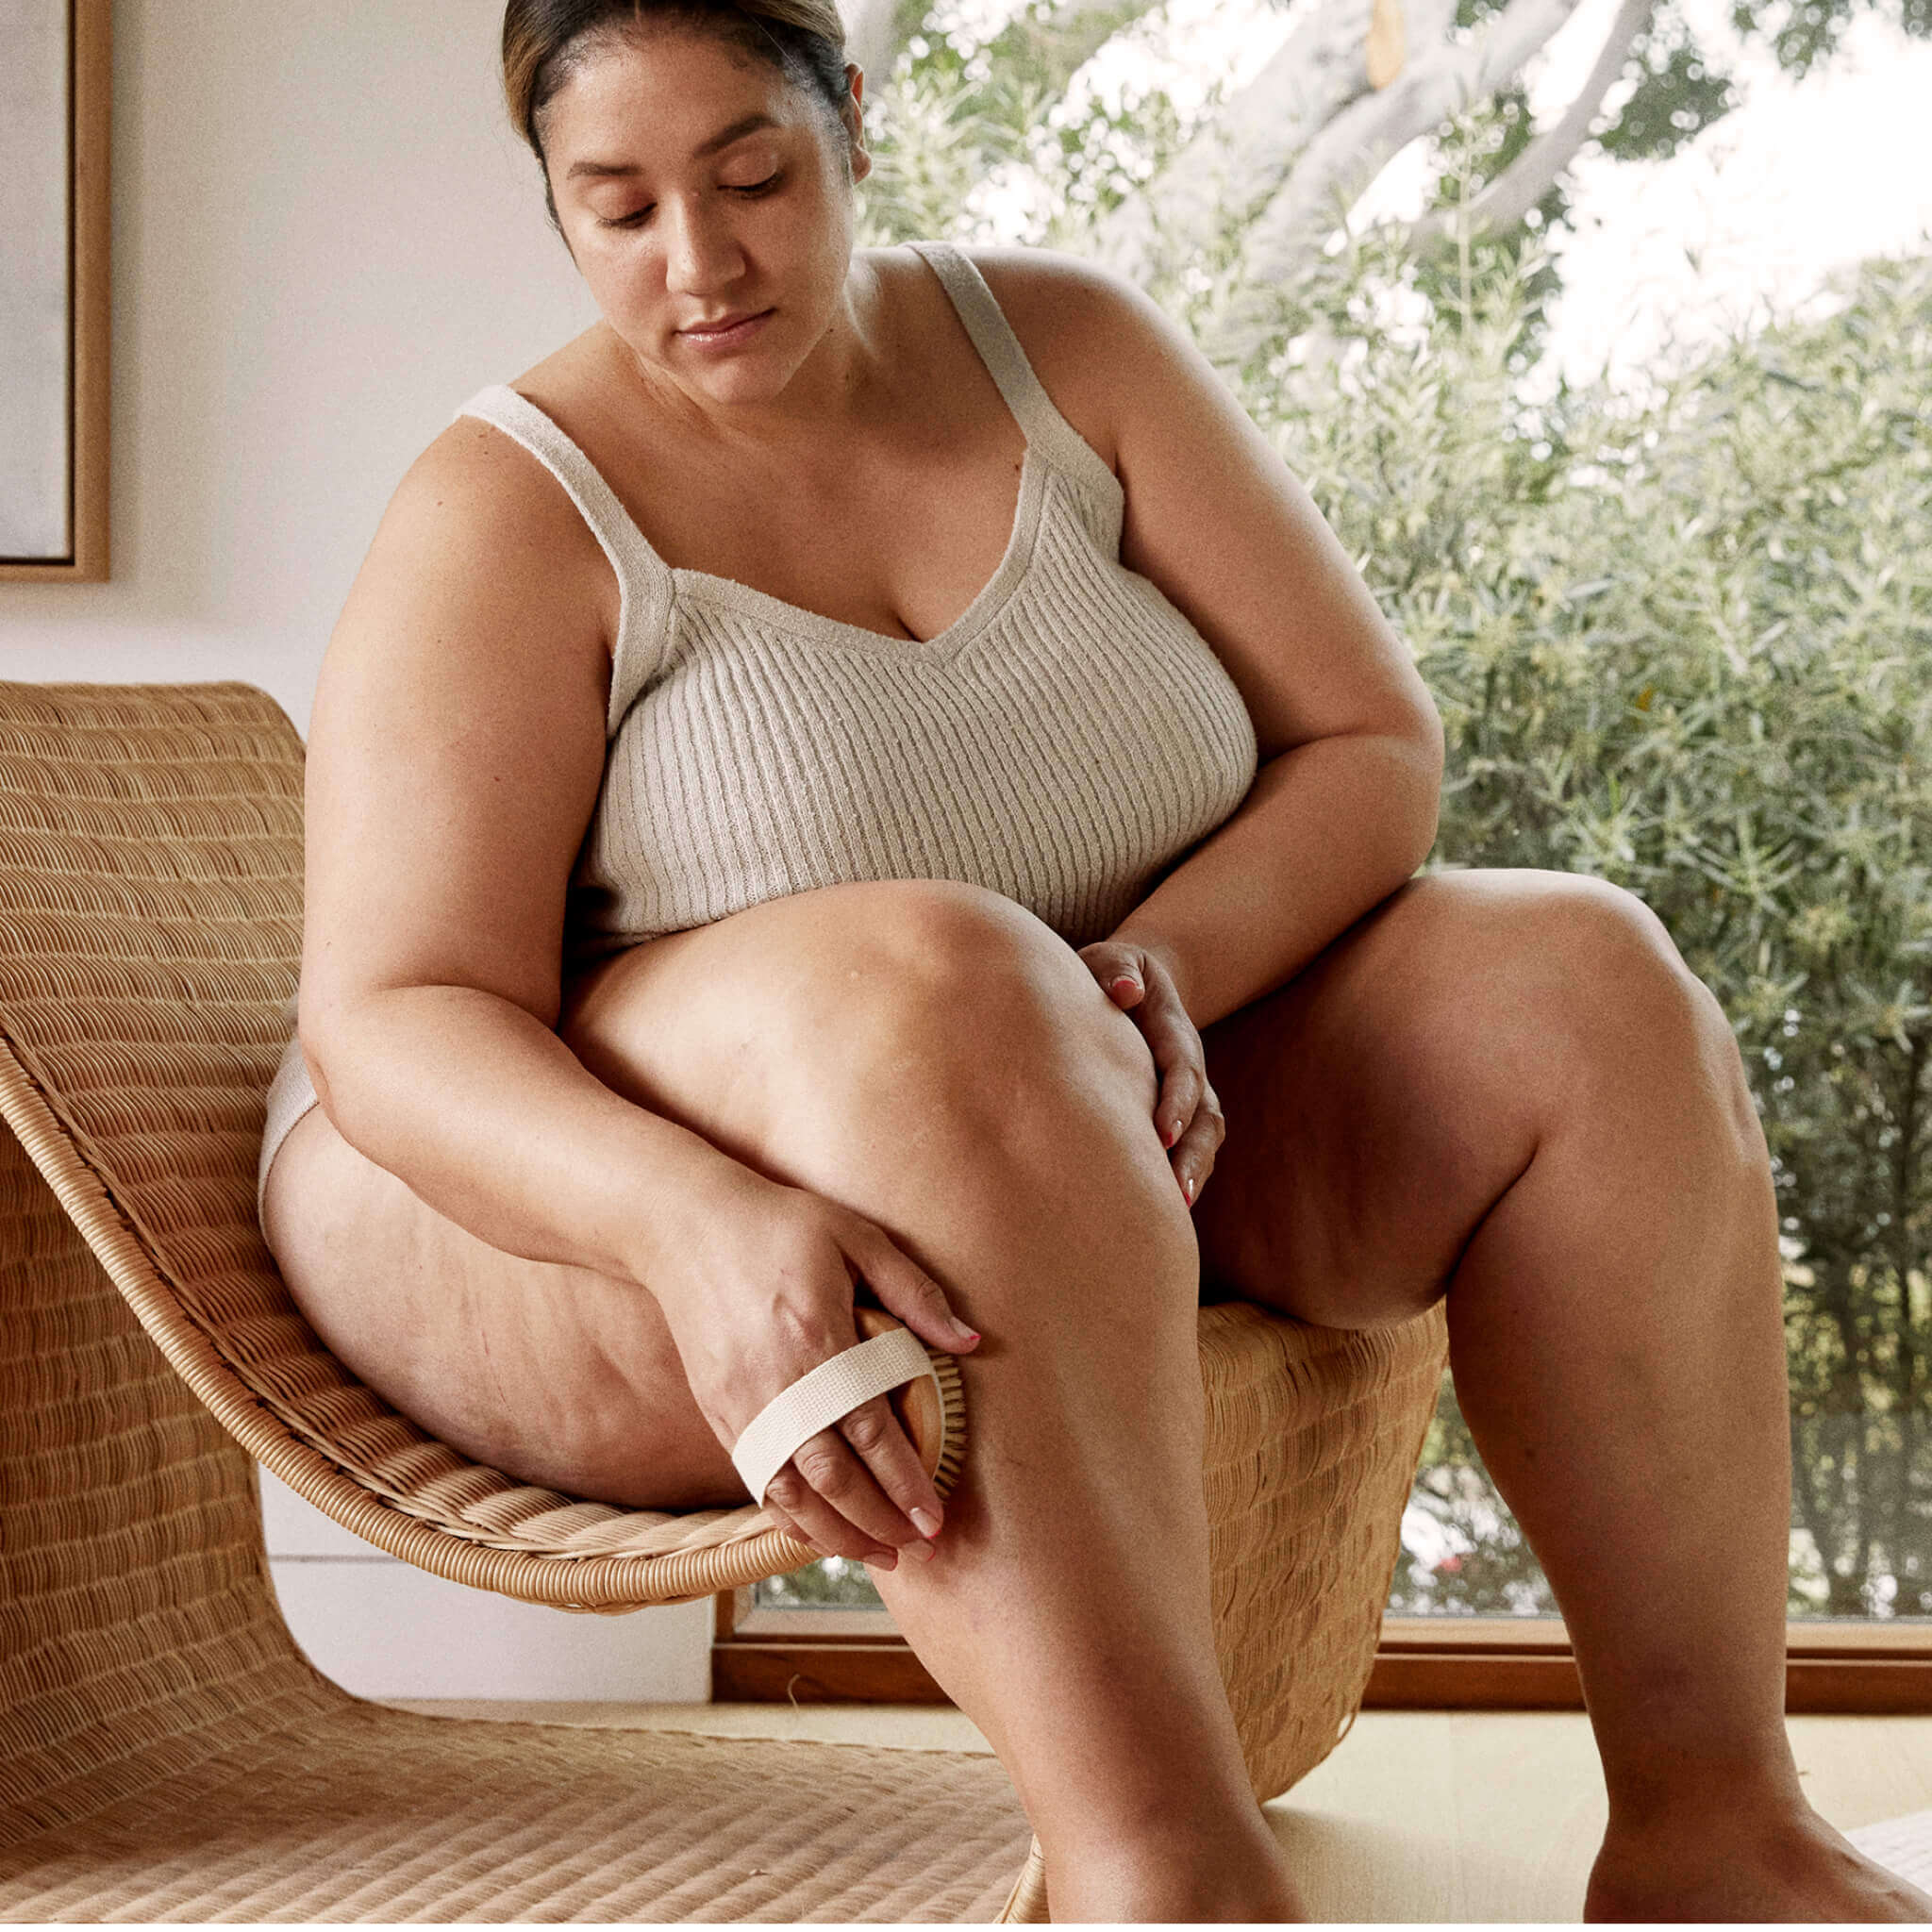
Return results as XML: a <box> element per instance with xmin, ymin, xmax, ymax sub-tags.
<box><xmin>1076</xmin><ymin>940</ymin><xmax>1224</xmax><ymax>1209</ymax></box>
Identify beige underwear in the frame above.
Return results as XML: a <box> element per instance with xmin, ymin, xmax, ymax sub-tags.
<box><xmin>257</xmin><ymin>1023</ymin><xmax>320</xmax><ymax>1229</ymax></box>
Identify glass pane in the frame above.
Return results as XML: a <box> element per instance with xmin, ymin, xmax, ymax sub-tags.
<box><xmin>757</xmin><ymin>1555</ymin><xmax>884</xmax><ymax>1610</ymax></box>
<box><xmin>1391</xmin><ymin>1370</ymin><xmax>1555</xmax><ymax>1618</ymax></box>
<box><xmin>1783</xmin><ymin>1237</ymin><xmax>1932</xmax><ymax>1621</ymax></box>
<box><xmin>760</xmin><ymin>1304</ymin><xmax>1932</xmax><ymax>1624</ymax></box>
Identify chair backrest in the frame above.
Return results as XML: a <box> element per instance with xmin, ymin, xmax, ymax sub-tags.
<box><xmin>0</xmin><ymin>677</ymin><xmax>813</xmax><ymax>1625</ymax></box>
<box><xmin>0</xmin><ymin>680</ymin><xmax>339</xmax><ymax>1847</ymax></box>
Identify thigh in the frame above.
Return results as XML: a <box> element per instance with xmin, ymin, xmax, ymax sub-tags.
<box><xmin>264</xmin><ymin>877</ymin><xmax>1117</xmax><ymax>1510</ymax></box>
<box><xmin>553</xmin><ymin>875</ymin><xmax>1145</xmax><ymax>1192</ymax></box>
<box><xmin>1191</xmin><ymin>870</ymin><xmax>1592</xmax><ymax>1326</ymax></box>
<box><xmin>265</xmin><ymin>1095</ymin><xmax>738</xmax><ymax>1508</ymax></box>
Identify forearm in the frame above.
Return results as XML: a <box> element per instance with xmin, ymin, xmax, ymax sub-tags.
<box><xmin>301</xmin><ymin>984</ymin><xmax>748</xmax><ymax>1290</ymax></box>
<box><xmin>1108</xmin><ymin>729</ymin><xmax>1441</xmax><ymax>1031</ymax></box>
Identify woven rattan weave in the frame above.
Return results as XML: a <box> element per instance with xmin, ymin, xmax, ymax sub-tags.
<box><xmin>0</xmin><ymin>679</ymin><xmax>1449</xmax><ymax>1922</ymax></box>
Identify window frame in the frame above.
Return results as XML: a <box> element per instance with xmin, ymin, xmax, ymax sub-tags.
<box><xmin>712</xmin><ymin>1594</ymin><xmax>1932</xmax><ymax>1711</ymax></box>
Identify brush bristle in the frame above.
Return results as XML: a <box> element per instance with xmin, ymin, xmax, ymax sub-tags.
<box><xmin>926</xmin><ymin>1349</ymin><xmax>968</xmax><ymax>1500</ymax></box>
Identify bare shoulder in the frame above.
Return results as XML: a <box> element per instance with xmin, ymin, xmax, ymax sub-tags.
<box><xmin>943</xmin><ymin>243</ymin><xmax>1179</xmax><ymax>473</ymax></box>
<box><xmin>344</xmin><ymin>408</ymin><xmax>617</xmax><ymax>674</ymax></box>
<box><xmin>378</xmin><ymin>410</ymin><xmax>608</xmax><ymax>590</ymax></box>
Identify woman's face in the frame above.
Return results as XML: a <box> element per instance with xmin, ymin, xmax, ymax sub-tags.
<box><xmin>539</xmin><ymin>25</ymin><xmax>870</xmax><ymax>410</ymax></box>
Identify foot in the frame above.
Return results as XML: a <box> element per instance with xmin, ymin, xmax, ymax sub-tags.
<box><xmin>1586</xmin><ymin>1804</ymin><xmax>1932</xmax><ymax>1923</ymax></box>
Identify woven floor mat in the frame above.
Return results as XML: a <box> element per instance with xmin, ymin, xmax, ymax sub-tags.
<box><xmin>0</xmin><ymin>1701</ymin><xmax>1034</xmax><ymax>1923</ymax></box>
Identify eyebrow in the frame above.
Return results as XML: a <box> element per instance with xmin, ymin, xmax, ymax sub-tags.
<box><xmin>565</xmin><ymin>112</ymin><xmax>781</xmax><ymax>182</ymax></box>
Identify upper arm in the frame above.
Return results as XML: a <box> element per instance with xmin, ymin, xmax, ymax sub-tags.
<box><xmin>977</xmin><ymin>249</ymin><xmax>1443</xmax><ymax>773</ymax></box>
<box><xmin>298</xmin><ymin>417</ymin><xmax>614</xmax><ymax>1062</ymax></box>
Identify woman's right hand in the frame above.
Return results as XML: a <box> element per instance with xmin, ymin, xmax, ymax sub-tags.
<box><xmin>649</xmin><ymin>1168</ymin><xmax>981</xmax><ymax>1570</ymax></box>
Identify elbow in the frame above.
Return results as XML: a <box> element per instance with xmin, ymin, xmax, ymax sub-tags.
<box><xmin>1407</xmin><ymin>698</ymin><xmax>1445</xmax><ymax>869</ymax></box>
<box><xmin>292</xmin><ymin>984</ymin><xmax>375</xmax><ymax>1142</ymax></box>
<box><xmin>1370</xmin><ymin>695</ymin><xmax>1443</xmax><ymax>878</ymax></box>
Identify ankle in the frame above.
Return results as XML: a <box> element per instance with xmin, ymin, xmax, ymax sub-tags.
<box><xmin>1052</xmin><ymin>1855</ymin><xmax>1307</xmax><ymax>1924</ymax></box>
<box><xmin>1602</xmin><ymin>1736</ymin><xmax>1807</xmax><ymax>1838</ymax></box>
<box><xmin>1599</xmin><ymin>1769</ymin><xmax>1807</xmax><ymax>1839</ymax></box>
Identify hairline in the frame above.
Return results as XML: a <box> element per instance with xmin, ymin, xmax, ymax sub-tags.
<box><xmin>531</xmin><ymin>14</ymin><xmax>844</xmax><ymax>171</ymax></box>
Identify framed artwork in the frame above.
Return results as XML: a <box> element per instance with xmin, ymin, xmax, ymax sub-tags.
<box><xmin>0</xmin><ymin>0</ymin><xmax>110</xmax><ymax>581</ymax></box>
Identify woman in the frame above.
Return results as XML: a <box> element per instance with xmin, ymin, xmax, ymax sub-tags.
<box><xmin>258</xmin><ymin>0</ymin><xmax>1929</xmax><ymax>1919</ymax></box>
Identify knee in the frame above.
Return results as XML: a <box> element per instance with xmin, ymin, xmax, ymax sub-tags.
<box><xmin>1441</xmin><ymin>871</ymin><xmax>1761</xmax><ymax>1156</ymax></box>
<box><xmin>799</xmin><ymin>881</ymin><xmax>1156</xmax><ymax>1127</ymax></box>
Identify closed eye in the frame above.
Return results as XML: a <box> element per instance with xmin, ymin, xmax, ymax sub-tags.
<box><xmin>599</xmin><ymin>174</ymin><xmax>783</xmax><ymax>228</ymax></box>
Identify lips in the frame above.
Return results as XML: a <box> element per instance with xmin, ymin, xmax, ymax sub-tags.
<box><xmin>680</xmin><ymin>308</ymin><xmax>772</xmax><ymax>337</ymax></box>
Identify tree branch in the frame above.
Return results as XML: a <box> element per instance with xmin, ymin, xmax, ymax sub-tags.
<box><xmin>1237</xmin><ymin>0</ymin><xmax>1585</xmax><ymax>299</ymax></box>
<box><xmin>1402</xmin><ymin>0</ymin><xmax>1654</xmax><ymax>247</ymax></box>
<box><xmin>1089</xmin><ymin>0</ymin><xmax>1385</xmax><ymax>287</ymax></box>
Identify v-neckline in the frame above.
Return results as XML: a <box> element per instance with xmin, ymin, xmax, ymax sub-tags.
<box><xmin>666</xmin><ymin>444</ymin><xmax>1046</xmax><ymax>663</ymax></box>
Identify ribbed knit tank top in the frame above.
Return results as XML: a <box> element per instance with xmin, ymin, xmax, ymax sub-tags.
<box><xmin>257</xmin><ymin>239</ymin><xmax>1259</xmax><ymax>1218</ymax></box>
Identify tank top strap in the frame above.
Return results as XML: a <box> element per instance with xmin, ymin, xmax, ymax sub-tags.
<box><xmin>904</xmin><ymin>240</ymin><xmax>1124</xmax><ymax>516</ymax></box>
<box><xmin>453</xmin><ymin>384</ymin><xmax>675</xmax><ymax>737</ymax></box>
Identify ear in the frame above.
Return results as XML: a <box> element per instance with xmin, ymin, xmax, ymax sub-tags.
<box><xmin>841</xmin><ymin>62</ymin><xmax>872</xmax><ymax>183</ymax></box>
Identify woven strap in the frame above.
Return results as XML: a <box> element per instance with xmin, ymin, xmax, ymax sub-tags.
<box><xmin>731</xmin><ymin>1326</ymin><xmax>938</xmax><ymax>1505</ymax></box>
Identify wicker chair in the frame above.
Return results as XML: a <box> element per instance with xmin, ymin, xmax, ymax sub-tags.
<box><xmin>0</xmin><ymin>677</ymin><xmax>1448</xmax><ymax>1923</ymax></box>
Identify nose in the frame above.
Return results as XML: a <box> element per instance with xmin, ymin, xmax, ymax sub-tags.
<box><xmin>660</xmin><ymin>196</ymin><xmax>746</xmax><ymax>300</ymax></box>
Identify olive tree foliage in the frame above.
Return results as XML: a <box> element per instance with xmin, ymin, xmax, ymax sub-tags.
<box><xmin>1246</xmin><ymin>228</ymin><xmax>1929</xmax><ymax>1618</ymax></box>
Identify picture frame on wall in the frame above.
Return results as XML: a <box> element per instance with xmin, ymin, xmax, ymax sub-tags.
<box><xmin>1</xmin><ymin>0</ymin><xmax>110</xmax><ymax>582</ymax></box>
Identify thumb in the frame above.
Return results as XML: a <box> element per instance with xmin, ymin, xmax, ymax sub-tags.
<box><xmin>858</xmin><ymin>1235</ymin><xmax>980</xmax><ymax>1354</ymax></box>
<box><xmin>1081</xmin><ymin>941</ymin><xmax>1146</xmax><ymax>1007</ymax></box>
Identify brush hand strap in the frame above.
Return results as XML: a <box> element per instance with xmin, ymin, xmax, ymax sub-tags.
<box><xmin>731</xmin><ymin>1324</ymin><xmax>941</xmax><ymax>1506</ymax></box>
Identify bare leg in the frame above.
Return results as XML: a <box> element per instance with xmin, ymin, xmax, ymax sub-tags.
<box><xmin>1195</xmin><ymin>869</ymin><xmax>1932</xmax><ymax>1924</ymax></box>
<box><xmin>269</xmin><ymin>881</ymin><xmax>1298</xmax><ymax>1922</ymax></box>
<box><xmin>618</xmin><ymin>886</ymin><xmax>1302</xmax><ymax>1922</ymax></box>
<box><xmin>774</xmin><ymin>974</ymin><xmax>1296</xmax><ymax>1920</ymax></box>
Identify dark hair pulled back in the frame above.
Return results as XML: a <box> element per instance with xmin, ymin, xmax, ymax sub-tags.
<box><xmin>503</xmin><ymin>0</ymin><xmax>853</xmax><ymax>223</ymax></box>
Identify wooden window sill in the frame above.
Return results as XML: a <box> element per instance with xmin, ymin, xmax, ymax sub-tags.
<box><xmin>713</xmin><ymin>1597</ymin><xmax>1932</xmax><ymax>1712</ymax></box>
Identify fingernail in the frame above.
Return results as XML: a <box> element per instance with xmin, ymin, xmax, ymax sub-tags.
<box><xmin>908</xmin><ymin>1537</ymin><xmax>937</xmax><ymax>1562</ymax></box>
<box><xmin>1181</xmin><ymin>1174</ymin><xmax>1196</xmax><ymax>1204</ymax></box>
<box><xmin>910</xmin><ymin>1507</ymin><xmax>941</xmax><ymax>1539</ymax></box>
<box><xmin>863</xmin><ymin>1552</ymin><xmax>898</xmax><ymax>1573</ymax></box>
<box><xmin>1110</xmin><ymin>976</ymin><xmax>1140</xmax><ymax>998</ymax></box>
<box><xmin>954</xmin><ymin>1324</ymin><xmax>980</xmax><ymax>1346</ymax></box>
<box><xmin>1163</xmin><ymin>1120</ymin><xmax>1179</xmax><ymax>1147</ymax></box>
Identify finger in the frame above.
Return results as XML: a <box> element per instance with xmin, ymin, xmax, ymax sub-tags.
<box><xmin>838</xmin><ymin>1393</ymin><xmax>943</xmax><ymax>1550</ymax></box>
<box><xmin>1172</xmin><ymin>1093</ymin><xmax>1226</xmax><ymax>1208</ymax></box>
<box><xmin>760</xmin><ymin>1453</ymin><xmax>884</xmax><ymax>1560</ymax></box>
<box><xmin>793</xmin><ymin>1424</ymin><xmax>918</xmax><ymax>1556</ymax></box>
<box><xmin>856</xmin><ymin>1231</ymin><xmax>980</xmax><ymax>1356</ymax></box>
<box><xmin>1155</xmin><ymin>1060</ymin><xmax>1205</xmax><ymax>1150</ymax></box>
<box><xmin>760</xmin><ymin>1475</ymin><xmax>896</xmax><ymax>1568</ymax></box>
<box><xmin>761</xmin><ymin>1500</ymin><xmax>824</xmax><ymax>1558</ymax></box>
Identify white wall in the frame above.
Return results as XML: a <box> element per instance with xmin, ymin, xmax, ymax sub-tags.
<box><xmin>0</xmin><ymin>0</ymin><xmax>597</xmax><ymax>733</ymax></box>
<box><xmin>0</xmin><ymin>0</ymin><xmax>708</xmax><ymax>1700</ymax></box>
<box><xmin>260</xmin><ymin>1470</ymin><xmax>709</xmax><ymax>1702</ymax></box>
